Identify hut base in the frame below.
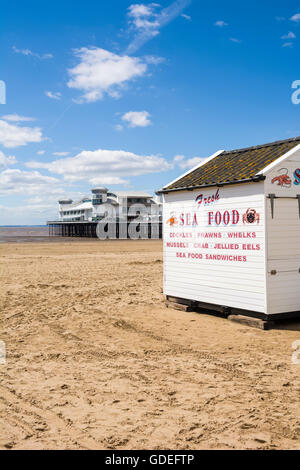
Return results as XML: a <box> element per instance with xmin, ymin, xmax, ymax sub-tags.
<box><xmin>165</xmin><ymin>300</ymin><xmax>193</xmax><ymax>312</ymax></box>
<box><xmin>228</xmin><ymin>315</ymin><xmax>273</xmax><ymax>330</ymax></box>
<box><xmin>165</xmin><ymin>295</ymin><xmax>300</xmax><ymax>329</ymax></box>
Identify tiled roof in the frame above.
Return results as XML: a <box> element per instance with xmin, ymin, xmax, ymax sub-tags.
<box><xmin>161</xmin><ymin>136</ymin><xmax>300</xmax><ymax>192</ymax></box>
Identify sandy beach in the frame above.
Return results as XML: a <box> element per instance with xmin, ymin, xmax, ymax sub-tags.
<box><xmin>1</xmin><ymin>239</ymin><xmax>300</xmax><ymax>450</ymax></box>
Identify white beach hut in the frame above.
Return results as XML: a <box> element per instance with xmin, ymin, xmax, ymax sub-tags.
<box><xmin>158</xmin><ymin>136</ymin><xmax>300</xmax><ymax>328</ymax></box>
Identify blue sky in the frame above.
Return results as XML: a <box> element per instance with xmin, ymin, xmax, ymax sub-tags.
<box><xmin>1</xmin><ymin>0</ymin><xmax>300</xmax><ymax>224</ymax></box>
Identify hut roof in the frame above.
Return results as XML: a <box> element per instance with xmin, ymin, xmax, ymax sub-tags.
<box><xmin>160</xmin><ymin>136</ymin><xmax>300</xmax><ymax>193</ymax></box>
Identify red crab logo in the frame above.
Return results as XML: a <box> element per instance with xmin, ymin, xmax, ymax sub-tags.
<box><xmin>243</xmin><ymin>209</ymin><xmax>260</xmax><ymax>224</ymax></box>
<box><xmin>271</xmin><ymin>168</ymin><xmax>292</xmax><ymax>188</ymax></box>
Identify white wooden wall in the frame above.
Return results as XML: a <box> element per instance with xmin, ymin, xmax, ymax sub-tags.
<box><xmin>163</xmin><ymin>182</ymin><xmax>266</xmax><ymax>313</ymax></box>
<box><xmin>264</xmin><ymin>149</ymin><xmax>300</xmax><ymax>314</ymax></box>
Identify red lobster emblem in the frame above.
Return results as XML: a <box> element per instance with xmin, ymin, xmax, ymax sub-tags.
<box><xmin>271</xmin><ymin>168</ymin><xmax>291</xmax><ymax>188</ymax></box>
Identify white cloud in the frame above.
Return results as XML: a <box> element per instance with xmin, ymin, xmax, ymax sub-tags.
<box><xmin>37</xmin><ymin>150</ymin><xmax>45</xmax><ymax>155</ymax></box>
<box><xmin>26</xmin><ymin>161</ymin><xmax>49</xmax><ymax>169</ymax></box>
<box><xmin>67</xmin><ymin>48</ymin><xmax>147</xmax><ymax>103</ymax></box>
<box><xmin>0</xmin><ymin>189</ymin><xmax>77</xmax><ymax>223</ymax></box>
<box><xmin>89</xmin><ymin>176</ymin><xmax>128</xmax><ymax>185</ymax></box>
<box><xmin>53</xmin><ymin>151</ymin><xmax>70</xmax><ymax>156</ymax></box>
<box><xmin>290</xmin><ymin>13</ymin><xmax>300</xmax><ymax>22</ymax></box>
<box><xmin>121</xmin><ymin>111</ymin><xmax>151</xmax><ymax>127</ymax></box>
<box><xmin>0</xmin><ymin>203</ymin><xmax>57</xmax><ymax>221</ymax></box>
<box><xmin>26</xmin><ymin>148</ymin><xmax>173</xmax><ymax>184</ymax></box>
<box><xmin>214</xmin><ymin>20</ymin><xmax>228</xmax><ymax>27</ymax></box>
<box><xmin>2</xmin><ymin>114</ymin><xmax>35</xmax><ymax>122</ymax></box>
<box><xmin>174</xmin><ymin>155</ymin><xmax>204</xmax><ymax>170</ymax></box>
<box><xmin>0</xmin><ymin>119</ymin><xmax>43</xmax><ymax>148</ymax></box>
<box><xmin>45</xmin><ymin>91</ymin><xmax>62</xmax><ymax>100</ymax></box>
<box><xmin>230</xmin><ymin>37</ymin><xmax>242</xmax><ymax>43</ymax></box>
<box><xmin>126</xmin><ymin>0</ymin><xmax>191</xmax><ymax>54</ymax></box>
<box><xmin>281</xmin><ymin>32</ymin><xmax>296</xmax><ymax>39</ymax></box>
<box><xmin>282</xmin><ymin>42</ymin><xmax>293</xmax><ymax>48</ymax></box>
<box><xmin>181</xmin><ymin>13</ymin><xmax>191</xmax><ymax>21</ymax></box>
<box><xmin>173</xmin><ymin>154</ymin><xmax>185</xmax><ymax>162</ymax></box>
<box><xmin>23</xmin><ymin>192</ymin><xmax>82</xmax><ymax>208</ymax></box>
<box><xmin>13</xmin><ymin>46</ymin><xmax>53</xmax><ymax>59</ymax></box>
<box><xmin>144</xmin><ymin>55</ymin><xmax>165</xmax><ymax>64</ymax></box>
<box><xmin>26</xmin><ymin>196</ymin><xmax>58</xmax><ymax>204</ymax></box>
<box><xmin>128</xmin><ymin>3</ymin><xmax>160</xmax><ymax>32</ymax></box>
<box><xmin>0</xmin><ymin>151</ymin><xmax>17</xmax><ymax>169</ymax></box>
<box><xmin>128</xmin><ymin>4</ymin><xmax>154</xmax><ymax>18</ymax></box>
<box><xmin>115</xmin><ymin>124</ymin><xmax>124</xmax><ymax>132</ymax></box>
<box><xmin>0</xmin><ymin>169</ymin><xmax>60</xmax><ymax>195</ymax></box>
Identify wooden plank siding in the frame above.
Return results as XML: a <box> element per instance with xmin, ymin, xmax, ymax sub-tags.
<box><xmin>163</xmin><ymin>182</ymin><xmax>266</xmax><ymax>313</ymax></box>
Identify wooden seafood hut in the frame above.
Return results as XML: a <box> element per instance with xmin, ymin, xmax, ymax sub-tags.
<box><xmin>157</xmin><ymin>136</ymin><xmax>300</xmax><ymax>329</ymax></box>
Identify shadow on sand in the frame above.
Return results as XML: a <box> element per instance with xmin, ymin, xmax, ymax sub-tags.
<box><xmin>272</xmin><ymin>319</ymin><xmax>300</xmax><ymax>332</ymax></box>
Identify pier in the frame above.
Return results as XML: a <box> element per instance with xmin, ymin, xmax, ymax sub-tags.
<box><xmin>47</xmin><ymin>221</ymin><xmax>162</xmax><ymax>239</ymax></box>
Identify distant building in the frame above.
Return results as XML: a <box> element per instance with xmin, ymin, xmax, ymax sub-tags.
<box><xmin>58</xmin><ymin>187</ymin><xmax>162</xmax><ymax>222</ymax></box>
